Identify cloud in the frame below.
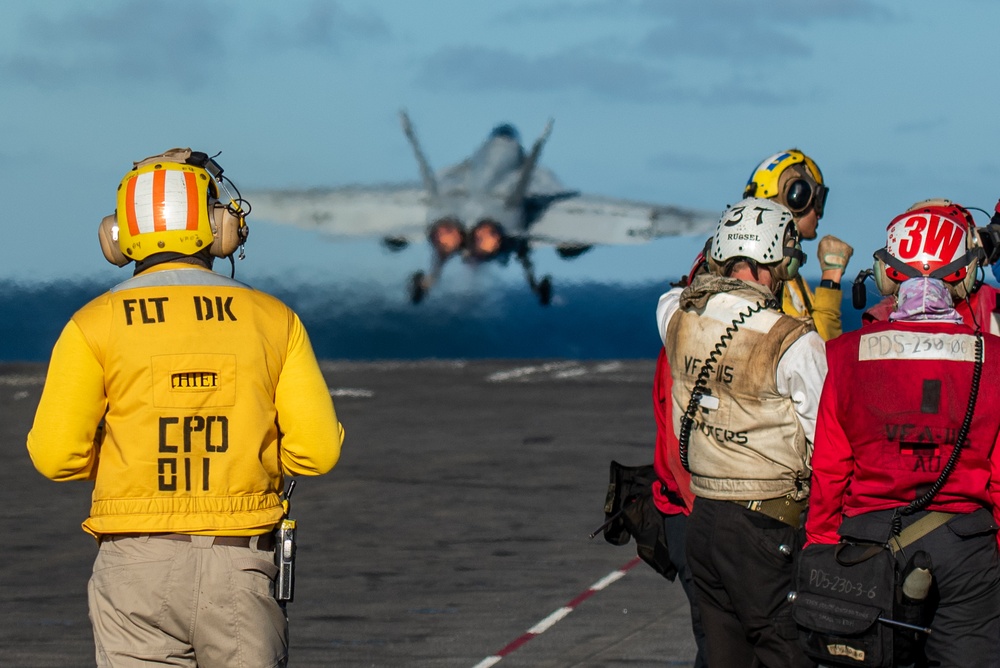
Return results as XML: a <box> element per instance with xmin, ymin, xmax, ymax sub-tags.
<box><xmin>0</xmin><ymin>1</ymin><xmax>389</xmax><ymax>90</ymax></box>
<box><xmin>495</xmin><ymin>0</ymin><xmax>890</xmax><ymax>68</ymax></box>
<box><xmin>417</xmin><ymin>46</ymin><xmax>670</xmax><ymax>101</ymax></box>
<box><xmin>634</xmin><ymin>0</ymin><xmax>890</xmax><ymax>62</ymax></box>
<box><xmin>495</xmin><ymin>1</ymin><xmax>621</xmax><ymax>23</ymax></box>
<box><xmin>633</xmin><ymin>0</ymin><xmax>892</xmax><ymax>26</ymax></box>
<box><xmin>2</xmin><ymin>1</ymin><xmax>225</xmax><ymax>89</ymax></box>
<box><xmin>250</xmin><ymin>2</ymin><xmax>389</xmax><ymax>52</ymax></box>
<box><xmin>639</xmin><ymin>23</ymin><xmax>812</xmax><ymax>61</ymax></box>
<box><xmin>417</xmin><ymin>44</ymin><xmax>792</xmax><ymax>106</ymax></box>
<box><xmin>500</xmin><ymin>0</ymin><xmax>890</xmax><ymax>32</ymax></box>
<box><xmin>419</xmin><ymin>0</ymin><xmax>888</xmax><ymax>105</ymax></box>
<box><xmin>893</xmin><ymin>117</ymin><xmax>949</xmax><ymax>134</ymax></box>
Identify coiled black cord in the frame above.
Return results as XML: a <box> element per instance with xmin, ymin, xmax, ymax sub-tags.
<box><xmin>677</xmin><ymin>298</ymin><xmax>775</xmax><ymax>472</ymax></box>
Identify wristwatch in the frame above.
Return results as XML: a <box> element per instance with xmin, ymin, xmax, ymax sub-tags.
<box><xmin>819</xmin><ymin>279</ymin><xmax>841</xmax><ymax>290</ymax></box>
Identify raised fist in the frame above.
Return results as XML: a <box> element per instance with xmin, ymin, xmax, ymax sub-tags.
<box><xmin>817</xmin><ymin>235</ymin><xmax>853</xmax><ymax>273</ymax></box>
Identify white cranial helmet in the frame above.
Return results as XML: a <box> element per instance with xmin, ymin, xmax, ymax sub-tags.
<box><xmin>709</xmin><ymin>197</ymin><xmax>803</xmax><ymax>280</ymax></box>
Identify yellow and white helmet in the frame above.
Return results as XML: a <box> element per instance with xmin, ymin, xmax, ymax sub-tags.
<box><xmin>743</xmin><ymin>149</ymin><xmax>828</xmax><ymax>218</ymax></box>
<box><xmin>99</xmin><ymin>148</ymin><xmax>248</xmax><ymax>266</ymax></box>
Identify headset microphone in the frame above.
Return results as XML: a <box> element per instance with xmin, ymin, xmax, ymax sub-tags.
<box><xmin>852</xmin><ymin>269</ymin><xmax>873</xmax><ymax>310</ymax></box>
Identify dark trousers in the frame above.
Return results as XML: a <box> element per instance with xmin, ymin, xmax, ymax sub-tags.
<box><xmin>840</xmin><ymin>508</ymin><xmax>1000</xmax><ymax>668</ymax></box>
<box><xmin>686</xmin><ymin>497</ymin><xmax>814</xmax><ymax>668</ymax></box>
<box><xmin>664</xmin><ymin>512</ymin><xmax>708</xmax><ymax>668</ymax></box>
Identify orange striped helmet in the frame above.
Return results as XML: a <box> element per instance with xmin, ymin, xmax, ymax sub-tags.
<box><xmin>114</xmin><ymin>154</ymin><xmax>218</xmax><ymax>261</ymax></box>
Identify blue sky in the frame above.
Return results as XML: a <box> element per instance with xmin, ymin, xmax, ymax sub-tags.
<box><xmin>2</xmin><ymin>0</ymin><xmax>999</xmax><ymax>294</ymax></box>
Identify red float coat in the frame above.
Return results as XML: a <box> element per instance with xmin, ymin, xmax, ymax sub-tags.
<box><xmin>805</xmin><ymin>319</ymin><xmax>1000</xmax><ymax>546</ymax></box>
<box><xmin>957</xmin><ymin>283</ymin><xmax>1000</xmax><ymax>333</ymax></box>
<box><xmin>652</xmin><ymin>347</ymin><xmax>696</xmax><ymax>515</ymax></box>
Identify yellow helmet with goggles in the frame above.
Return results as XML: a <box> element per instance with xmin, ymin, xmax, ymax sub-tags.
<box><xmin>99</xmin><ymin>148</ymin><xmax>248</xmax><ymax>266</ymax></box>
<box><xmin>743</xmin><ymin>149</ymin><xmax>828</xmax><ymax>219</ymax></box>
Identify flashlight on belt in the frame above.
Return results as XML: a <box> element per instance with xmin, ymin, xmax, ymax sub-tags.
<box><xmin>275</xmin><ymin>480</ymin><xmax>297</xmax><ymax>603</ymax></box>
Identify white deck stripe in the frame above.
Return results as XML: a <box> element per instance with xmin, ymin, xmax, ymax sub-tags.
<box><xmin>528</xmin><ymin>606</ymin><xmax>573</xmax><ymax>634</ymax></box>
<box><xmin>470</xmin><ymin>657</ymin><xmax>502</xmax><ymax>668</ymax></box>
<box><xmin>590</xmin><ymin>568</ymin><xmax>627</xmax><ymax>591</ymax></box>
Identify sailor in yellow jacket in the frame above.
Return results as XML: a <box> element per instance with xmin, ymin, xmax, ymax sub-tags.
<box><xmin>27</xmin><ymin>148</ymin><xmax>344</xmax><ymax>668</ymax></box>
<box><xmin>743</xmin><ymin>149</ymin><xmax>853</xmax><ymax>340</ymax></box>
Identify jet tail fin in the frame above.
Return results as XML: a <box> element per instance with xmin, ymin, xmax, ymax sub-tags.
<box><xmin>399</xmin><ymin>109</ymin><xmax>438</xmax><ymax>197</ymax></box>
<box><xmin>504</xmin><ymin>119</ymin><xmax>553</xmax><ymax>209</ymax></box>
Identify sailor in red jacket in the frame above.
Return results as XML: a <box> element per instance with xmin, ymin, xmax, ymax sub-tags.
<box><xmin>806</xmin><ymin>201</ymin><xmax>1000</xmax><ymax>666</ymax></box>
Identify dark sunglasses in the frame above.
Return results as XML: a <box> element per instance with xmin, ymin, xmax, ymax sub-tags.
<box><xmin>785</xmin><ymin>179</ymin><xmax>829</xmax><ymax>217</ymax></box>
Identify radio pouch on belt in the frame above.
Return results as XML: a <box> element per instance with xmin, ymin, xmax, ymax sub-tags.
<box><xmin>792</xmin><ymin>542</ymin><xmax>897</xmax><ymax>667</ymax></box>
<box><xmin>275</xmin><ymin>480</ymin><xmax>297</xmax><ymax>603</ymax></box>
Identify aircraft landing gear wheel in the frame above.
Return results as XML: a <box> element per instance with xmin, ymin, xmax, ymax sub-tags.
<box><xmin>538</xmin><ymin>276</ymin><xmax>552</xmax><ymax>306</ymax></box>
<box><xmin>410</xmin><ymin>271</ymin><xmax>426</xmax><ymax>304</ymax></box>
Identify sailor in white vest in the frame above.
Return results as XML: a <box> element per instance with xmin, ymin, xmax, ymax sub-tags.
<box><xmin>657</xmin><ymin>197</ymin><xmax>827</xmax><ymax>667</ymax></box>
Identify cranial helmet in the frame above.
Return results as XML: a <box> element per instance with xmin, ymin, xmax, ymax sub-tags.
<box><xmin>98</xmin><ymin>148</ymin><xmax>248</xmax><ymax>267</ymax></box>
<box><xmin>873</xmin><ymin>199</ymin><xmax>984</xmax><ymax>301</ymax></box>
<box><xmin>743</xmin><ymin>149</ymin><xmax>828</xmax><ymax>219</ymax></box>
<box><xmin>709</xmin><ymin>197</ymin><xmax>804</xmax><ymax>280</ymax></box>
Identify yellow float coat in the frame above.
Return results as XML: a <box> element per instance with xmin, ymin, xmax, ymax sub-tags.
<box><xmin>27</xmin><ymin>264</ymin><xmax>344</xmax><ymax>538</ymax></box>
<box><xmin>782</xmin><ymin>275</ymin><xmax>842</xmax><ymax>341</ymax></box>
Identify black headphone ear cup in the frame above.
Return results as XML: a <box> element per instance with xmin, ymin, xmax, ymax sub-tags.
<box><xmin>209</xmin><ymin>203</ymin><xmax>247</xmax><ymax>258</ymax></box>
<box><xmin>98</xmin><ymin>214</ymin><xmax>130</xmax><ymax>267</ymax></box>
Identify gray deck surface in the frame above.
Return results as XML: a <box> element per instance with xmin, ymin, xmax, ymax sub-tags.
<box><xmin>1</xmin><ymin>360</ymin><xmax>696</xmax><ymax>667</ymax></box>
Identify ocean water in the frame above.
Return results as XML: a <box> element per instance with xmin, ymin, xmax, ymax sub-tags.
<box><xmin>1</xmin><ymin>277</ymin><xmax>868</xmax><ymax>362</ymax></box>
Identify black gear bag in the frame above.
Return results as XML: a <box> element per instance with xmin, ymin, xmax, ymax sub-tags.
<box><xmin>596</xmin><ymin>460</ymin><xmax>676</xmax><ymax>581</ymax></box>
<box><xmin>792</xmin><ymin>542</ymin><xmax>897</xmax><ymax>667</ymax></box>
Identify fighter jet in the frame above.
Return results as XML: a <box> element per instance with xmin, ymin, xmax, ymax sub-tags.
<box><xmin>248</xmin><ymin>111</ymin><xmax>717</xmax><ymax>305</ymax></box>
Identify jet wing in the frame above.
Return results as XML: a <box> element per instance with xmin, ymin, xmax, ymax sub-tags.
<box><xmin>526</xmin><ymin>194</ymin><xmax>720</xmax><ymax>246</ymax></box>
<box><xmin>246</xmin><ymin>185</ymin><xmax>428</xmax><ymax>240</ymax></box>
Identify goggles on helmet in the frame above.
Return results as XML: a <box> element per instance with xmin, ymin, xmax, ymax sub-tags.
<box><xmin>784</xmin><ymin>178</ymin><xmax>828</xmax><ymax>218</ymax></box>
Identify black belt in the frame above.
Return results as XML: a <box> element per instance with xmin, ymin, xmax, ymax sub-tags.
<box><xmin>103</xmin><ymin>532</ymin><xmax>275</xmax><ymax>550</ymax></box>
<box><xmin>733</xmin><ymin>496</ymin><xmax>807</xmax><ymax>528</ymax></box>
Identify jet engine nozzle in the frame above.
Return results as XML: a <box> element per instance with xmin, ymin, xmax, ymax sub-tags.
<box><xmin>429</xmin><ymin>218</ymin><xmax>466</xmax><ymax>257</ymax></box>
<box><xmin>468</xmin><ymin>220</ymin><xmax>505</xmax><ymax>260</ymax></box>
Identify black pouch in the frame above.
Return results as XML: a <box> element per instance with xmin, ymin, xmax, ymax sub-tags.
<box><xmin>601</xmin><ymin>460</ymin><xmax>676</xmax><ymax>580</ymax></box>
<box><xmin>792</xmin><ymin>543</ymin><xmax>896</xmax><ymax>667</ymax></box>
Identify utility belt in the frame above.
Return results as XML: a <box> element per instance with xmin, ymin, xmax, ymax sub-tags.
<box><xmin>101</xmin><ymin>532</ymin><xmax>276</xmax><ymax>550</ymax></box>
<box><xmin>732</xmin><ymin>495</ymin><xmax>808</xmax><ymax>528</ymax></box>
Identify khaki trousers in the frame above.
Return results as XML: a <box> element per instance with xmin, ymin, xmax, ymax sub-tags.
<box><xmin>88</xmin><ymin>534</ymin><xmax>287</xmax><ymax>667</ymax></box>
